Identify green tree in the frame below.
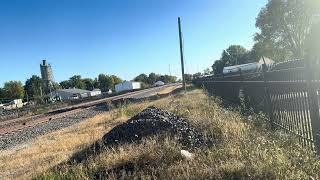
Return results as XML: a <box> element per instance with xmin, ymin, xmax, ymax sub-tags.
<box><xmin>134</xmin><ymin>74</ymin><xmax>149</xmax><ymax>84</ymax></box>
<box><xmin>25</xmin><ymin>75</ymin><xmax>44</xmax><ymax>99</ymax></box>
<box><xmin>69</xmin><ymin>75</ymin><xmax>86</xmax><ymax>89</ymax></box>
<box><xmin>158</xmin><ymin>75</ymin><xmax>177</xmax><ymax>83</ymax></box>
<box><xmin>203</xmin><ymin>68</ymin><xmax>212</xmax><ymax>75</ymax></box>
<box><xmin>82</xmin><ymin>78</ymin><xmax>95</xmax><ymax>91</ymax></box>
<box><xmin>184</xmin><ymin>74</ymin><xmax>193</xmax><ymax>83</ymax></box>
<box><xmin>60</xmin><ymin>80</ymin><xmax>71</xmax><ymax>89</ymax></box>
<box><xmin>98</xmin><ymin>74</ymin><xmax>114</xmax><ymax>92</ymax></box>
<box><xmin>249</xmin><ymin>40</ymin><xmax>292</xmax><ymax>62</ymax></box>
<box><xmin>0</xmin><ymin>88</ymin><xmax>4</xmax><ymax>100</ymax></box>
<box><xmin>212</xmin><ymin>59</ymin><xmax>225</xmax><ymax>75</ymax></box>
<box><xmin>93</xmin><ymin>78</ymin><xmax>100</xmax><ymax>89</ymax></box>
<box><xmin>148</xmin><ymin>73</ymin><xmax>160</xmax><ymax>84</ymax></box>
<box><xmin>192</xmin><ymin>72</ymin><xmax>202</xmax><ymax>79</ymax></box>
<box><xmin>111</xmin><ymin>75</ymin><xmax>122</xmax><ymax>85</ymax></box>
<box><xmin>221</xmin><ymin>45</ymin><xmax>250</xmax><ymax>65</ymax></box>
<box><xmin>255</xmin><ymin>0</ymin><xmax>320</xmax><ymax>59</ymax></box>
<box><xmin>212</xmin><ymin>45</ymin><xmax>250</xmax><ymax>74</ymax></box>
<box><xmin>3</xmin><ymin>81</ymin><xmax>24</xmax><ymax>99</ymax></box>
<box><xmin>52</xmin><ymin>82</ymin><xmax>61</xmax><ymax>90</ymax></box>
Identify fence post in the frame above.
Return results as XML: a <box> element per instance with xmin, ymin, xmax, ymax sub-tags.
<box><xmin>262</xmin><ymin>58</ymin><xmax>274</xmax><ymax>129</ymax></box>
<box><xmin>305</xmin><ymin>58</ymin><xmax>320</xmax><ymax>153</ymax></box>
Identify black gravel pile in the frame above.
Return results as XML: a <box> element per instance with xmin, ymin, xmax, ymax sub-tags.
<box><xmin>102</xmin><ymin>106</ymin><xmax>209</xmax><ymax>149</ymax></box>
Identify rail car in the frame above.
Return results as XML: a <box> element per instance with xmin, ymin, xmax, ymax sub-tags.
<box><xmin>222</xmin><ymin>57</ymin><xmax>274</xmax><ymax>77</ymax></box>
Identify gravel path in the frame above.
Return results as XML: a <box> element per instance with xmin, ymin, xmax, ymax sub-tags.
<box><xmin>0</xmin><ymin>107</ymin><xmax>105</xmax><ymax>150</ymax></box>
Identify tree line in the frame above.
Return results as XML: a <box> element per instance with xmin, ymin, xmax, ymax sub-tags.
<box><xmin>0</xmin><ymin>73</ymin><xmax>123</xmax><ymax>102</ymax></box>
<box><xmin>212</xmin><ymin>0</ymin><xmax>320</xmax><ymax>75</ymax></box>
<box><xmin>133</xmin><ymin>73</ymin><xmax>177</xmax><ymax>88</ymax></box>
<box><xmin>0</xmin><ymin>72</ymin><xmax>179</xmax><ymax>103</ymax></box>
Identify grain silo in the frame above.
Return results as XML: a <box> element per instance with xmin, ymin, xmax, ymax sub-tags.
<box><xmin>40</xmin><ymin>60</ymin><xmax>53</xmax><ymax>82</ymax></box>
<box><xmin>40</xmin><ymin>60</ymin><xmax>54</xmax><ymax>94</ymax></box>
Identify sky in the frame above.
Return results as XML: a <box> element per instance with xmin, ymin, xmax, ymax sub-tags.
<box><xmin>0</xmin><ymin>0</ymin><xmax>267</xmax><ymax>87</ymax></box>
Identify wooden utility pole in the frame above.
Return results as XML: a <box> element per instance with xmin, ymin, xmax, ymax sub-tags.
<box><xmin>178</xmin><ymin>17</ymin><xmax>186</xmax><ymax>91</ymax></box>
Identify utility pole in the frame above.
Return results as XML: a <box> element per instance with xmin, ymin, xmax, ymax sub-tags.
<box><xmin>169</xmin><ymin>64</ymin><xmax>172</xmax><ymax>76</ymax></box>
<box><xmin>178</xmin><ymin>17</ymin><xmax>186</xmax><ymax>91</ymax></box>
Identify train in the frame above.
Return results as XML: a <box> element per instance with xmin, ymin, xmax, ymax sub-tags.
<box><xmin>222</xmin><ymin>57</ymin><xmax>274</xmax><ymax>76</ymax></box>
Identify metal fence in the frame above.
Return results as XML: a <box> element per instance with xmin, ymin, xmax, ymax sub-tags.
<box><xmin>195</xmin><ymin>58</ymin><xmax>320</xmax><ymax>153</ymax></box>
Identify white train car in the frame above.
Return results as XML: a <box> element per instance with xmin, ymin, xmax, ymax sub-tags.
<box><xmin>115</xmin><ymin>81</ymin><xmax>141</xmax><ymax>93</ymax></box>
<box><xmin>223</xmin><ymin>57</ymin><xmax>274</xmax><ymax>76</ymax></box>
<box><xmin>223</xmin><ymin>63</ymin><xmax>259</xmax><ymax>75</ymax></box>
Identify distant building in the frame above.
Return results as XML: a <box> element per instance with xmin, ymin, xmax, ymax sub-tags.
<box><xmin>2</xmin><ymin>99</ymin><xmax>23</xmax><ymax>110</ymax></box>
<box><xmin>51</xmin><ymin>88</ymin><xmax>101</xmax><ymax>100</ymax></box>
<box><xmin>115</xmin><ymin>81</ymin><xmax>141</xmax><ymax>93</ymax></box>
<box><xmin>88</xmin><ymin>89</ymin><xmax>102</xmax><ymax>97</ymax></box>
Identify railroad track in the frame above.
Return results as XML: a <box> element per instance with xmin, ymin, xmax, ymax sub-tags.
<box><xmin>0</xmin><ymin>84</ymin><xmax>180</xmax><ymax>136</ymax></box>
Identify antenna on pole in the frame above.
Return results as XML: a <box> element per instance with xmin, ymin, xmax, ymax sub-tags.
<box><xmin>178</xmin><ymin>17</ymin><xmax>186</xmax><ymax>92</ymax></box>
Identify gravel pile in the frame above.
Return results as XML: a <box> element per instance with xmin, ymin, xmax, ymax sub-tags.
<box><xmin>0</xmin><ymin>107</ymin><xmax>105</xmax><ymax>150</ymax></box>
<box><xmin>103</xmin><ymin>106</ymin><xmax>209</xmax><ymax>149</ymax></box>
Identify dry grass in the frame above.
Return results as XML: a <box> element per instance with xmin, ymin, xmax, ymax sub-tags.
<box><xmin>0</xmin><ymin>110</ymin><xmax>129</xmax><ymax>179</ymax></box>
<box><xmin>2</xmin><ymin>89</ymin><xmax>320</xmax><ymax>179</ymax></box>
<box><xmin>151</xmin><ymin>85</ymin><xmax>182</xmax><ymax>95</ymax></box>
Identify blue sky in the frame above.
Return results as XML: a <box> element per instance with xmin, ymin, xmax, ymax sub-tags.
<box><xmin>0</xmin><ymin>0</ymin><xmax>267</xmax><ymax>87</ymax></box>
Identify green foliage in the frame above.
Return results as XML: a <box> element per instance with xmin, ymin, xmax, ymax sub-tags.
<box><xmin>255</xmin><ymin>0</ymin><xmax>320</xmax><ymax>60</ymax></box>
<box><xmin>203</xmin><ymin>68</ymin><xmax>212</xmax><ymax>75</ymax></box>
<box><xmin>158</xmin><ymin>75</ymin><xmax>177</xmax><ymax>84</ymax></box>
<box><xmin>24</xmin><ymin>75</ymin><xmax>44</xmax><ymax>99</ymax></box>
<box><xmin>212</xmin><ymin>45</ymin><xmax>251</xmax><ymax>74</ymax></box>
<box><xmin>59</xmin><ymin>74</ymin><xmax>122</xmax><ymax>92</ymax></box>
<box><xmin>3</xmin><ymin>81</ymin><xmax>24</xmax><ymax>99</ymax></box>
<box><xmin>82</xmin><ymin>78</ymin><xmax>95</xmax><ymax>91</ymax></box>
<box><xmin>59</xmin><ymin>80</ymin><xmax>71</xmax><ymax>89</ymax></box>
<box><xmin>134</xmin><ymin>73</ymin><xmax>149</xmax><ymax>84</ymax></box>
<box><xmin>52</xmin><ymin>82</ymin><xmax>61</xmax><ymax>90</ymax></box>
<box><xmin>133</xmin><ymin>73</ymin><xmax>177</xmax><ymax>85</ymax></box>
<box><xmin>69</xmin><ymin>75</ymin><xmax>86</xmax><ymax>89</ymax></box>
<box><xmin>250</xmin><ymin>40</ymin><xmax>292</xmax><ymax>62</ymax></box>
<box><xmin>148</xmin><ymin>73</ymin><xmax>160</xmax><ymax>84</ymax></box>
<box><xmin>93</xmin><ymin>78</ymin><xmax>99</xmax><ymax>88</ymax></box>
<box><xmin>98</xmin><ymin>74</ymin><xmax>113</xmax><ymax>92</ymax></box>
<box><xmin>184</xmin><ymin>74</ymin><xmax>193</xmax><ymax>83</ymax></box>
<box><xmin>192</xmin><ymin>72</ymin><xmax>202</xmax><ymax>79</ymax></box>
<box><xmin>0</xmin><ymin>88</ymin><xmax>4</xmax><ymax>100</ymax></box>
<box><xmin>111</xmin><ymin>75</ymin><xmax>123</xmax><ymax>85</ymax></box>
<box><xmin>97</xmin><ymin>74</ymin><xmax>122</xmax><ymax>92</ymax></box>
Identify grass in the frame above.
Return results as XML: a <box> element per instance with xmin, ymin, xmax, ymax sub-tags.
<box><xmin>2</xmin><ymin>89</ymin><xmax>320</xmax><ymax>179</ymax></box>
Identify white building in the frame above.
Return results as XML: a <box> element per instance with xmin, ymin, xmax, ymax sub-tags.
<box><xmin>2</xmin><ymin>99</ymin><xmax>24</xmax><ymax>110</ymax></box>
<box><xmin>115</xmin><ymin>81</ymin><xmax>141</xmax><ymax>93</ymax></box>
<box><xmin>52</xmin><ymin>89</ymin><xmax>89</xmax><ymax>100</ymax></box>
<box><xmin>88</xmin><ymin>89</ymin><xmax>102</xmax><ymax>97</ymax></box>
<box><xmin>52</xmin><ymin>88</ymin><xmax>102</xmax><ymax>100</ymax></box>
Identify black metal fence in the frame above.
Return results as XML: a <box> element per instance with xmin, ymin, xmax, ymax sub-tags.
<box><xmin>195</xmin><ymin>59</ymin><xmax>320</xmax><ymax>153</ymax></box>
